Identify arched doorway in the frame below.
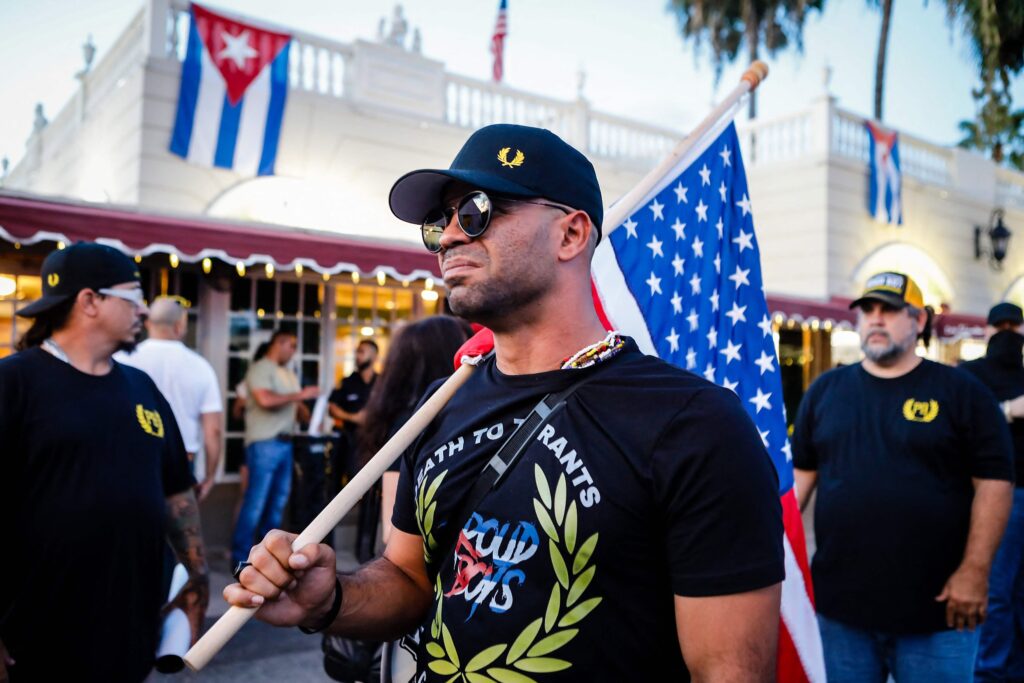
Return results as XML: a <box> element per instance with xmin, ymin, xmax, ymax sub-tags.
<box><xmin>850</xmin><ymin>241</ymin><xmax>954</xmax><ymax>308</ymax></box>
<box><xmin>1001</xmin><ymin>276</ymin><xmax>1024</xmax><ymax>308</ymax></box>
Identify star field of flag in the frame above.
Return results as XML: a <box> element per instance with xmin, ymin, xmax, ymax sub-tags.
<box><xmin>607</xmin><ymin>122</ymin><xmax>793</xmax><ymax>494</ymax></box>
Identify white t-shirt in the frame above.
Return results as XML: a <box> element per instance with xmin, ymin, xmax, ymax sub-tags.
<box><xmin>117</xmin><ymin>339</ymin><xmax>222</xmax><ymax>454</ymax></box>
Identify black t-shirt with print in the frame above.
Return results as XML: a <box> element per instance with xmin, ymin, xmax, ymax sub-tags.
<box><xmin>792</xmin><ymin>360</ymin><xmax>1014</xmax><ymax>634</ymax></box>
<box><xmin>0</xmin><ymin>347</ymin><xmax>194</xmax><ymax>682</ymax></box>
<box><xmin>392</xmin><ymin>339</ymin><xmax>784</xmax><ymax>682</ymax></box>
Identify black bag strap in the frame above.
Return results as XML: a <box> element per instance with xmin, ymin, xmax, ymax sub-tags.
<box><xmin>436</xmin><ymin>369</ymin><xmax>596</xmax><ymax>565</ymax></box>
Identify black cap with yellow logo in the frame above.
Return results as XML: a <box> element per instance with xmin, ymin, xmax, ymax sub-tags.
<box><xmin>849</xmin><ymin>271</ymin><xmax>925</xmax><ymax>311</ymax></box>
<box><xmin>388</xmin><ymin>124</ymin><xmax>605</xmax><ymax>240</ymax></box>
<box><xmin>18</xmin><ymin>242</ymin><xmax>141</xmax><ymax>317</ymax></box>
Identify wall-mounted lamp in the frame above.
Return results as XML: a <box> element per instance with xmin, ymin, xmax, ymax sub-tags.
<box><xmin>975</xmin><ymin>208</ymin><xmax>1012</xmax><ymax>270</ymax></box>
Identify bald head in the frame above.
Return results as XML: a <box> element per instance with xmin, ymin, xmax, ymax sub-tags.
<box><xmin>146</xmin><ymin>297</ymin><xmax>188</xmax><ymax>340</ymax></box>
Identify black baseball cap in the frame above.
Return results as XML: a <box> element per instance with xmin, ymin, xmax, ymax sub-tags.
<box><xmin>18</xmin><ymin>242</ymin><xmax>141</xmax><ymax>317</ymax></box>
<box><xmin>850</xmin><ymin>271</ymin><xmax>925</xmax><ymax>311</ymax></box>
<box><xmin>988</xmin><ymin>302</ymin><xmax>1024</xmax><ymax>326</ymax></box>
<box><xmin>389</xmin><ymin>124</ymin><xmax>605</xmax><ymax>240</ymax></box>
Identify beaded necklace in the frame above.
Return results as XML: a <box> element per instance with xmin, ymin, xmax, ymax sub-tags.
<box><xmin>560</xmin><ymin>330</ymin><xmax>626</xmax><ymax>370</ymax></box>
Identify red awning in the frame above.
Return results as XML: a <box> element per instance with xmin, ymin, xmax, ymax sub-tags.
<box><xmin>766</xmin><ymin>294</ymin><xmax>857</xmax><ymax>327</ymax></box>
<box><xmin>933</xmin><ymin>311</ymin><xmax>987</xmax><ymax>340</ymax></box>
<box><xmin>0</xmin><ymin>191</ymin><xmax>440</xmax><ymax>280</ymax></box>
<box><xmin>767</xmin><ymin>293</ymin><xmax>987</xmax><ymax>340</ymax></box>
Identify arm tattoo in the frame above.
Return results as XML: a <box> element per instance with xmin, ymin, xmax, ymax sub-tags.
<box><xmin>166</xmin><ymin>490</ymin><xmax>209</xmax><ymax>576</ymax></box>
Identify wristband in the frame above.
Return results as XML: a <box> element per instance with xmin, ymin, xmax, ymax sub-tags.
<box><xmin>299</xmin><ymin>576</ymin><xmax>342</xmax><ymax>634</ymax></box>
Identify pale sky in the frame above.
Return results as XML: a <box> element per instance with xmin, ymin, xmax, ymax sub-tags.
<box><xmin>1</xmin><ymin>0</ymin><xmax>1022</xmax><ymax>171</ymax></box>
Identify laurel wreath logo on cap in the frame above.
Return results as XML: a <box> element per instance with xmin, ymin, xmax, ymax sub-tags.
<box><xmin>47</xmin><ymin>273</ymin><xmax>59</xmax><ymax>287</ymax></box>
<box><xmin>497</xmin><ymin>147</ymin><xmax>525</xmax><ymax>168</ymax></box>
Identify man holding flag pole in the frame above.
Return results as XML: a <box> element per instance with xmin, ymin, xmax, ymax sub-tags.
<box><xmin>200</xmin><ymin>63</ymin><xmax>823</xmax><ymax>682</ymax></box>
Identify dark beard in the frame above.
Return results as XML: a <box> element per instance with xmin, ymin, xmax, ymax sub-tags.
<box><xmin>447</xmin><ymin>276</ymin><xmax>549</xmax><ymax>329</ymax></box>
<box><xmin>356</xmin><ymin>359</ymin><xmax>373</xmax><ymax>372</ymax></box>
<box><xmin>117</xmin><ymin>330</ymin><xmax>143</xmax><ymax>354</ymax></box>
<box><xmin>117</xmin><ymin>339</ymin><xmax>138</xmax><ymax>354</ymax></box>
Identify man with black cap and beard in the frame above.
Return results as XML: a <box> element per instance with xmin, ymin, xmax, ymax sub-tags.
<box><xmin>961</xmin><ymin>302</ymin><xmax>1024</xmax><ymax>681</ymax></box>
<box><xmin>225</xmin><ymin>124</ymin><xmax>784</xmax><ymax>682</ymax></box>
<box><xmin>0</xmin><ymin>242</ymin><xmax>208</xmax><ymax>682</ymax></box>
<box><xmin>793</xmin><ymin>272</ymin><xmax>1014</xmax><ymax>682</ymax></box>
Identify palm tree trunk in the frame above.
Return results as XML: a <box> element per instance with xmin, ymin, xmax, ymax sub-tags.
<box><xmin>874</xmin><ymin>0</ymin><xmax>893</xmax><ymax>121</ymax></box>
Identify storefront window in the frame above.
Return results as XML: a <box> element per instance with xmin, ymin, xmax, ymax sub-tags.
<box><xmin>331</xmin><ymin>278</ymin><xmax>443</xmax><ymax>385</ymax></box>
<box><xmin>224</xmin><ymin>276</ymin><xmax>325</xmax><ymax>474</ymax></box>
<box><xmin>0</xmin><ymin>274</ymin><xmax>40</xmax><ymax>357</ymax></box>
<box><xmin>139</xmin><ymin>266</ymin><xmax>201</xmax><ymax>348</ymax></box>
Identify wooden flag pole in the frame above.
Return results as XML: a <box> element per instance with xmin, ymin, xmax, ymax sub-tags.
<box><xmin>183</xmin><ymin>360</ymin><xmax>479</xmax><ymax>671</ymax></box>
<box><xmin>602</xmin><ymin>61</ymin><xmax>768</xmax><ymax>239</ymax></box>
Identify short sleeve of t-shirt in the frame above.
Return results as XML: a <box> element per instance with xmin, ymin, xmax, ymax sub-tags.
<box><xmin>962</xmin><ymin>372</ymin><xmax>1016</xmax><ymax>481</ymax></box>
<box><xmin>155</xmin><ymin>389</ymin><xmax>196</xmax><ymax>496</ymax></box>
<box><xmin>651</xmin><ymin>386</ymin><xmax>784</xmax><ymax>597</ymax></box>
<box><xmin>198</xmin><ymin>359</ymin><xmax>222</xmax><ymax>415</ymax></box>
<box><xmin>392</xmin><ymin>379</ymin><xmax>447</xmax><ymax>533</ymax></box>
<box><xmin>246</xmin><ymin>359</ymin><xmax>276</xmax><ymax>392</ymax></box>
<box><xmin>791</xmin><ymin>375</ymin><xmax>824</xmax><ymax>471</ymax></box>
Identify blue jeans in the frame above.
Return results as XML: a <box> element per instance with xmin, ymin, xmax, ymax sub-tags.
<box><xmin>231</xmin><ymin>438</ymin><xmax>293</xmax><ymax>565</ymax></box>
<box><xmin>976</xmin><ymin>487</ymin><xmax>1024</xmax><ymax>682</ymax></box>
<box><xmin>819</xmin><ymin>613</ymin><xmax>980</xmax><ymax>682</ymax></box>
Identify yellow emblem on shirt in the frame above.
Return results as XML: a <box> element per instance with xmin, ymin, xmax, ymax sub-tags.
<box><xmin>136</xmin><ymin>404</ymin><xmax>165</xmax><ymax>438</ymax></box>
<box><xmin>903</xmin><ymin>398</ymin><xmax>939</xmax><ymax>423</ymax></box>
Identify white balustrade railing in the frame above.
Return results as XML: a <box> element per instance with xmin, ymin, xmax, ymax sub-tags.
<box><xmin>588</xmin><ymin>111</ymin><xmax>679</xmax><ymax>162</ymax></box>
<box><xmin>443</xmin><ymin>76</ymin><xmax>575</xmax><ymax>136</ymax></box>
<box><xmin>830</xmin><ymin>109</ymin><xmax>950</xmax><ymax>185</ymax></box>
<box><xmin>159</xmin><ymin>0</ymin><xmax>1024</xmax><ymax>192</ymax></box>
<box><xmin>831</xmin><ymin>109</ymin><xmax>870</xmax><ymax>163</ymax></box>
<box><xmin>167</xmin><ymin>0</ymin><xmax>352</xmax><ymax>99</ymax></box>
<box><xmin>738</xmin><ymin>110</ymin><xmax>814</xmax><ymax>164</ymax></box>
<box><xmin>997</xmin><ymin>169</ymin><xmax>1024</xmax><ymax>211</ymax></box>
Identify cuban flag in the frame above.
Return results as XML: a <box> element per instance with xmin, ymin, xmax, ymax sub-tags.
<box><xmin>865</xmin><ymin>120</ymin><xmax>902</xmax><ymax>225</ymax></box>
<box><xmin>169</xmin><ymin>3</ymin><xmax>291</xmax><ymax>176</ymax></box>
<box><xmin>591</xmin><ymin>117</ymin><xmax>826</xmax><ymax>682</ymax></box>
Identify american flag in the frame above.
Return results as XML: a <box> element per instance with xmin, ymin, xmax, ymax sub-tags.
<box><xmin>490</xmin><ymin>0</ymin><xmax>508</xmax><ymax>83</ymax></box>
<box><xmin>592</xmin><ymin>120</ymin><xmax>826</xmax><ymax>683</ymax></box>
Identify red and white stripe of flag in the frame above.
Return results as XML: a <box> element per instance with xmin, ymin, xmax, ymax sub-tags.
<box><xmin>491</xmin><ymin>0</ymin><xmax>508</xmax><ymax>82</ymax></box>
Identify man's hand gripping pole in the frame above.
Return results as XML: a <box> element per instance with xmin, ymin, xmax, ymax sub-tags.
<box><xmin>182</xmin><ymin>335</ymin><xmax>493</xmax><ymax>671</ymax></box>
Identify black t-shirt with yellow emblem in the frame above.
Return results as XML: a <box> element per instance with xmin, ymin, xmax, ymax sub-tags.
<box><xmin>392</xmin><ymin>339</ymin><xmax>784</xmax><ymax>682</ymax></box>
<box><xmin>793</xmin><ymin>360</ymin><xmax>1014</xmax><ymax>633</ymax></box>
<box><xmin>0</xmin><ymin>347</ymin><xmax>193</xmax><ymax>682</ymax></box>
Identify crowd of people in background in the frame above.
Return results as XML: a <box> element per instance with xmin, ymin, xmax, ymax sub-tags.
<box><xmin>6</xmin><ymin>240</ymin><xmax>1024</xmax><ymax>683</ymax></box>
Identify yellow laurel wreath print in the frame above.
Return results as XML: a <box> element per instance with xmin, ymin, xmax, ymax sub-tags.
<box><xmin>497</xmin><ymin>147</ymin><xmax>525</xmax><ymax>168</ymax></box>
<box><xmin>136</xmin><ymin>404</ymin><xmax>165</xmax><ymax>438</ymax></box>
<box><xmin>416</xmin><ymin>470</ymin><xmax>448</xmax><ymax>565</ymax></box>
<box><xmin>902</xmin><ymin>398</ymin><xmax>939</xmax><ymax>423</ymax></box>
<box><xmin>423</xmin><ymin>463</ymin><xmax>601</xmax><ymax>683</ymax></box>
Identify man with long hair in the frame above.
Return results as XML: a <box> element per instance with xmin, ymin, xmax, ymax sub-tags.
<box><xmin>0</xmin><ymin>242</ymin><xmax>208</xmax><ymax>681</ymax></box>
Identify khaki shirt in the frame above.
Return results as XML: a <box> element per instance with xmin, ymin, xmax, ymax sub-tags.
<box><xmin>244</xmin><ymin>358</ymin><xmax>300</xmax><ymax>446</ymax></box>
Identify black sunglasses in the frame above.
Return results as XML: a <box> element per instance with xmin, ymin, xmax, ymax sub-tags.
<box><xmin>420</xmin><ymin>190</ymin><xmax>571</xmax><ymax>253</ymax></box>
